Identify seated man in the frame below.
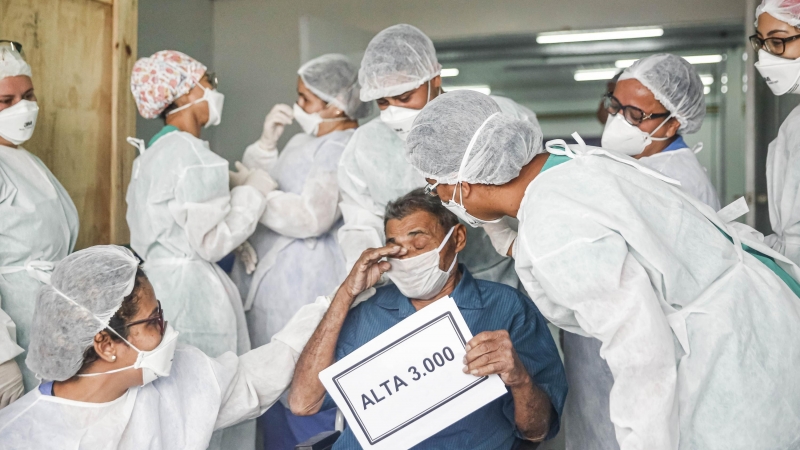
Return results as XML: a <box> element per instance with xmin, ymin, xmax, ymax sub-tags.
<box><xmin>288</xmin><ymin>188</ymin><xmax>567</xmax><ymax>449</ymax></box>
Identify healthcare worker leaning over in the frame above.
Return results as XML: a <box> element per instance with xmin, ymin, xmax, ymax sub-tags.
<box><xmin>228</xmin><ymin>54</ymin><xmax>368</xmax><ymax>450</ymax></box>
<box><xmin>338</xmin><ymin>24</ymin><xmax>535</xmax><ymax>288</ymax></box>
<box><xmin>0</xmin><ymin>41</ymin><xmax>79</xmax><ymax>399</ymax></box>
<box><xmin>752</xmin><ymin>0</ymin><xmax>800</xmax><ymax>266</ymax></box>
<box><xmin>127</xmin><ymin>50</ymin><xmax>271</xmax><ymax>449</ymax></box>
<box><xmin>0</xmin><ymin>245</ymin><xmax>329</xmax><ymax>449</ymax></box>
<box><xmin>406</xmin><ymin>89</ymin><xmax>800</xmax><ymax>450</ymax></box>
<box><xmin>601</xmin><ymin>53</ymin><xmax>720</xmax><ymax>211</ymax></box>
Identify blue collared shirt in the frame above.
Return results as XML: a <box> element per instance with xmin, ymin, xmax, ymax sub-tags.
<box><xmin>662</xmin><ymin>135</ymin><xmax>688</xmax><ymax>152</ymax></box>
<box><xmin>324</xmin><ymin>266</ymin><xmax>567</xmax><ymax>449</ymax></box>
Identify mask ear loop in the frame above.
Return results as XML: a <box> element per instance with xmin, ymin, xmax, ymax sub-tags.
<box><xmin>647</xmin><ymin>113</ymin><xmax>674</xmax><ymax>141</ymax></box>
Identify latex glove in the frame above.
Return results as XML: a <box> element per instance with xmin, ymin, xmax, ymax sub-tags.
<box><xmin>483</xmin><ymin>217</ymin><xmax>518</xmax><ymax>257</ymax></box>
<box><xmin>259</xmin><ymin>104</ymin><xmax>294</xmax><ymax>151</ymax></box>
<box><xmin>235</xmin><ymin>241</ymin><xmax>258</xmax><ymax>275</ymax></box>
<box><xmin>244</xmin><ymin>167</ymin><xmax>279</xmax><ymax>197</ymax></box>
<box><xmin>0</xmin><ymin>359</ymin><xmax>24</xmax><ymax>409</ymax></box>
<box><xmin>229</xmin><ymin>161</ymin><xmax>251</xmax><ymax>188</ymax></box>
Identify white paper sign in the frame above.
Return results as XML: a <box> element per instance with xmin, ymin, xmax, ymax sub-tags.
<box><xmin>319</xmin><ymin>297</ymin><xmax>507</xmax><ymax>450</ymax></box>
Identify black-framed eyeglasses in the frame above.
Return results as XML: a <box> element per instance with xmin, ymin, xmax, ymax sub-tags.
<box><xmin>424</xmin><ymin>181</ymin><xmax>440</xmax><ymax>197</ymax></box>
<box><xmin>125</xmin><ymin>300</ymin><xmax>165</xmax><ymax>336</ymax></box>
<box><xmin>603</xmin><ymin>93</ymin><xmax>671</xmax><ymax>127</ymax></box>
<box><xmin>0</xmin><ymin>40</ymin><xmax>24</xmax><ymax>57</ymax></box>
<box><xmin>749</xmin><ymin>33</ymin><xmax>800</xmax><ymax>56</ymax></box>
<box><xmin>205</xmin><ymin>71</ymin><xmax>218</xmax><ymax>89</ymax></box>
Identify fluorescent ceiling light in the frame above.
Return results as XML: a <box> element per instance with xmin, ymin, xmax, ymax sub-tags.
<box><xmin>537</xmin><ymin>26</ymin><xmax>663</xmax><ymax>44</ymax></box>
<box><xmin>574</xmin><ymin>68</ymin><xmax>620</xmax><ymax>81</ymax></box>
<box><xmin>441</xmin><ymin>68</ymin><xmax>460</xmax><ymax>77</ymax></box>
<box><xmin>704</xmin><ymin>86</ymin><xmax>711</xmax><ymax>95</ymax></box>
<box><xmin>700</xmin><ymin>74</ymin><xmax>714</xmax><ymax>86</ymax></box>
<box><xmin>615</xmin><ymin>54</ymin><xmax>724</xmax><ymax>68</ymax></box>
<box><xmin>443</xmin><ymin>84</ymin><xmax>491</xmax><ymax>95</ymax></box>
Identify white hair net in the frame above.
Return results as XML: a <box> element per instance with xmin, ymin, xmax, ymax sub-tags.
<box><xmin>756</xmin><ymin>0</ymin><xmax>800</xmax><ymax>27</ymax></box>
<box><xmin>619</xmin><ymin>53</ymin><xmax>706</xmax><ymax>135</ymax></box>
<box><xmin>406</xmin><ymin>90</ymin><xmax>544</xmax><ymax>185</ymax></box>
<box><xmin>358</xmin><ymin>24</ymin><xmax>442</xmax><ymax>101</ymax></box>
<box><xmin>298</xmin><ymin>53</ymin><xmax>371</xmax><ymax>120</ymax></box>
<box><xmin>0</xmin><ymin>44</ymin><xmax>32</xmax><ymax>81</ymax></box>
<box><xmin>26</xmin><ymin>245</ymin><xmax>140</xmax><ymax>381</ymax></box>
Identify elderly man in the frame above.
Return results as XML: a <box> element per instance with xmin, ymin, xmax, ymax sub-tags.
<box><xmin>289</xmin><ymin>188</ymin><xmax>567</xmax><ymax>449</ymax></box>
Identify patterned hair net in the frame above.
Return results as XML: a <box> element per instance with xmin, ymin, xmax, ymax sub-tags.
<box><xmin>26</xmin><ymin>245</ymin><xmax>140</xmax><ymax>381</ymax></box>
<box><xmin>130</xmin><ymin>50</ymin><xmax>207</xmax><ymax>119</ymax></box>
<box><xmin>0</xmin><ymin>43</ymin><xmax>31</xmax><ymax>81</ymax></box>
<box><xmin>406</xmin><ymin>90</ymin><xmax>544</xmax><ymax>185</ymax></box>
<box><xmin>619</xmin><ymin>54</ymin><xmax>706</xmax><ymax>135</ymax></box>
<box><xmin>756</xmin><ymin>0</ymin><xmax>800</xmax><ymax>27</ymax></box>
<box><xmin>298</xmin><ymin>53</ymin><xmax>371</xmax><ymax>120</ymax></box>
<box><xmin>358</xmin><ymin>24</ymin><xmax>442</xmax><ymax>101</ymax></box>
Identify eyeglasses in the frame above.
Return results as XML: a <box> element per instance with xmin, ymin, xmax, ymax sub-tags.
<box><xmin>125</xmin><ymin>300</ymin><xmax>166</xmax><ymax>336</ymax></box>
<box><xmin>205</xmin><ymin>71</ymin><xmax>218</xmax><ymax>90</ymax></box>
<box><xmin>749</xmin><ymin>34</ymin><xmax>800</xmax><ymax>56</ymax></box>
<box><xmin>603</xmin><ymin>93</ymin><xmax>670</xmax><ymax>127</ymax></box>
<box><xmin>0</xmin><ymin>40</ymin><xmax>24</xmax><ymax>57</ymax></box>
<box><xmin>424</xmin><ymin>181</ymin><xmax>440</xmax><ymax>197</ymax></box>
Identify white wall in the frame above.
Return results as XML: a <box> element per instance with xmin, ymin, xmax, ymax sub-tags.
<box><xmin>212</xmin><ymin>0</ymin><xmax>748</xmax><ymax>163</ymax></box>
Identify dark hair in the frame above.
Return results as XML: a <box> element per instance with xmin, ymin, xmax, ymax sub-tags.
<box><xmin>79</xmin><ymin>267</ymin><xmax>146</xmax><ymax>370</ymax></box>
<box><xmin>384</xmin><ymin>188</ymin><xmax>460</xmax><ymax>231</ymax></box>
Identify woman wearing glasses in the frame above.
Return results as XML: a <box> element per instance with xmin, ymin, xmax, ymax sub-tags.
<box><xmin>600</xmin><ymin>53</ymin><xmax>719</xmax><ymax>211</ymax></box>
<box><xmin>0</xmin><ymin>245</ymin><xmax>328</xmax><ymax>449</ymax></box>
<box><xmin>126</xmin><ymin>51</ymin><xmax>274</xmax><ymax>449</ymax></box>
<box><xmin>751</xmin><ymin>1</ymin><xmax>800</xmax><ymax>267</ymax></box>
<box><xmin>0</xmin><ymin>41</ymin><xmax>79</xmax><ymax>403</ymax></box>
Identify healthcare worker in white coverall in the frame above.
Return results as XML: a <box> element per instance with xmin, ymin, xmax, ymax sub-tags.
<box><xmin>0</xmin><ymin>245</ymin><xmax>329</xmax><ymax>450</ymax></box>
<box><xmin>127</xmin><ymin>50</ymin><xmax>274</xmax><ymax>449</ymax></box>
<box><xmin>601</xmin><ymin>53</ymin><xmax>720</xmax><ymax>211</ymax></box>
<box><xmin>751</xmin><ymin>0</ymin><xmax>800</xmax><ymax>267</ymax></box>
<box><xmin>406</xmin><ymin>89</ymin><xmax>800</xmax><ymax>450</ymax></box>
<box><xmin>228</xmin><ymin>54</ymin><xmax>369</xmax><ymax>450</ymax></box>
<box><xmin>338</xmin><ymin>24</ymin><xmax>535</xmax><ymax>289</ymax></box>
<box><xmin>561</xmin><ymin>52</ymin><xmax>721</xmax><ymax>450</ymax></box>
<box><xmin>0</xmin><ymin>41</ymin><xmax>79</xmax><ymax>400</ymax></box>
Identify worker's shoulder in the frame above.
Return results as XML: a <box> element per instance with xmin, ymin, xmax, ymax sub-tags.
<box><xmin>349</xmin><ymin>117</ymin><xmax>397</xmax><ymax>144</ymax></box>
<box><xmin>148</xmin><ymin>130</ymin><xmax>225</xmax><ymax>167</ymax></box>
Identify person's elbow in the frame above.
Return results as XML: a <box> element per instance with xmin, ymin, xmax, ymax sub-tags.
<box><xmin>287</xmin><ymin>388</ymin><xmax>324</xmax><ymax>416</ymax></box>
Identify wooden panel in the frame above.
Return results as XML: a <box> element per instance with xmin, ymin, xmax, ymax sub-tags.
<box><xmin>0</xmin><ymin>0</ymin><xmax>137</xmax><ymax>248</ymax></box>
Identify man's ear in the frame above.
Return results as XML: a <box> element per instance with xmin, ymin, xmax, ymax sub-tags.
<box><xmin>430</xmin><ymin>75</ymin><xmax>442</xmax><ymax>93</ymax></box>
<box><xmin>453</xmin><ymin>223</ymin><xmax>467</xmax><ymax>253</ymax></box>
<box><xmin>665</xmin><ymin>118</ymin><xmax>681</xmax><ymax>138</ymax></box>
<box><xmin>459</xmin><ymin>181</ymin><xmax>472</xmax><ymax>199</ymax></box>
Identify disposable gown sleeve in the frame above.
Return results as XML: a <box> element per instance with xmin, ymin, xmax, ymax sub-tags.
<box><xmin>336</xmin><ymin>139</ymin><xmax>386</xmax><ymax>271</ymax></box>
<box><xmin>242</xmin><ymin>141</ymin><xmax>280</xmax><ymax>173</ymax></box>
<box><xmin>214</xmin><ymin>295</ymin><xmax>331</xmax><ymax>429</ymax></box>
<box><xmin>169</xmin><ymin>162</ymin><xmax>267</xmax><ymax>262</ymax></box>
<box><xmin>526</xmin><ymin>225</ymin><xmax>678</xmax><ymax>450</ymax></box>
<box><xmin>0</xmin><ymin>307</ymin><xmax>23</xmax><ymax>365</ymax></box>
<box><xmin>258</xmin><ymin>140</ymin><xmax>344</xmax><ymax>239</ymax></box>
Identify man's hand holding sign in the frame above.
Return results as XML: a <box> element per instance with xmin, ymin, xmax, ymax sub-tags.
<box><xmin>288</xmin><ymin>189</ymin><xmax>566</xmax><ymax>449</ymax></box>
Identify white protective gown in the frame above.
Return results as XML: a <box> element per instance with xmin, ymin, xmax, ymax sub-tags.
<box><xmin>765</xmin><ymin>104</ymin><xmax>800</xmax><ymax>266</ymax></box>
<box><xmin>337</xmin><ymin>96</ymin><xmax>533</xmax><ymax>288</ymax></box>
<box><xmin>515</xmin><ymin>144</ymin><xmax>800</xmax><ymax>450</ymax></box>
<box><xmin>230</xmin><ymin>130</ymin><xmax>350</xmax><ymax>347</ymax></box>
<box><xmin>0</xmin><ymin>145</ymin><xmax>78</xmax><ymax>392</ymax></box>
<box><xmin>126</xmin><ymin>128</ymin><xmax>265</xmax><ymax>450</ymax></box>
<box><xmin>562</xmin><ymin>140</ymin><xmax>721</xmax><ymax>450</ymax></box>
<box><xmin>0</xmin><ymin>297</ymin><xmax>329</xmax><ymax>450</ymax></box>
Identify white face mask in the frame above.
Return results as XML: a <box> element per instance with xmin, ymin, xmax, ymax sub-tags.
<box><xmin>0</xmin><ymin>99</ymin><xmax>39</xmax><ymax>145</ymax></box>
<box><xmin>293</xmin><ymin>103</ymin><xmax>345</xmax><ymax>136</ymax></box>
<box><xmin>78</xmin><ymin>323</ymin><xmax>180</xmax><ymax>386</ymax></box>
<box><xmin>600</xmin><ymin>112</ymin><xmax>672</xmax><ymax>156</ymax></box>
<box><xmin>168</xmin><ymin>83</ymin><xmax>225</xmax><ymax>128</ymax></box>
<box><xmin>379</xmin><ymin>80</ymin><xmax>431</xmax><ymax>141</ymax></box>
<box><xmin>386</xmin><ymin>226</ymin><xmax>458</xmax><ymax>300</ymax></box>
<box><xmin>755</xmin><ymin>49</ymin><xmax>800</xmax><ymax>96</ymax></box>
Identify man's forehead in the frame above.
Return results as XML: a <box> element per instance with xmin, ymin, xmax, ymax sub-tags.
<box><xmin>385</xmin><ymin>210</ymin><xmax>443</xmax><ymax>239</ymax></box>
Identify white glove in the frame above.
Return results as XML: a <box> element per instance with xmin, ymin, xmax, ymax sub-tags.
<box><xmin>259</xmin><ymin>104</ymin><xmax>294</xmax><ymax>151</ymax></box>
<box><xmin>235</xmin><ymin>241</ymin><xmax>258</xmax><ymax>275</ymax></box>
<box><xmin>483</xmin><ymin>217</ymin><xmax>518</xmax><ymax>257</ymax></box>
<box><xmin>244</xmin><ymin>167</ymin><xmax>279</xmax><ymax>197</ymax></box>
<box><xmin>229</xmin><ymin>161</ymin><xmax>251</xmax><ymax>188</ymax></box>
<box><xmin>0</xmin><ymin>359</ymin><xmax>24</xmax><ymax>409</ymax></box>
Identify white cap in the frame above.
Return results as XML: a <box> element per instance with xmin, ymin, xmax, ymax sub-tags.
<box><xmin>0</xmin><ymin>44</ymin><xmax>32</xmax><ymax>81</ymax></box>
